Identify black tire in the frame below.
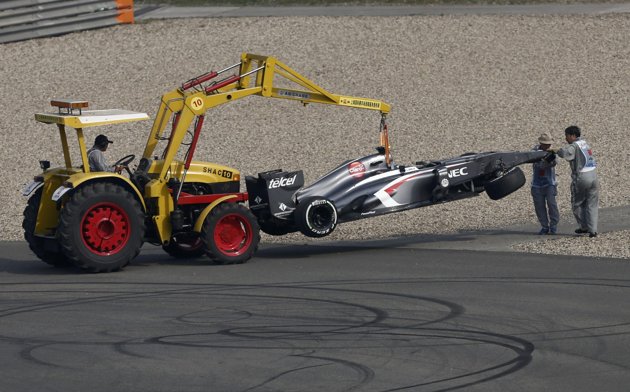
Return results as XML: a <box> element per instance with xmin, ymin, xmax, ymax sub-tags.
<box><xmin>295</xmin><ymin>197</ymin><xmax>338</xmax><ymax>238</ymax></box>
<box><xmin>259</xmin><ymin>216</ymin><xmax>298</xmax><ymax>236</ymax></box>
<box><xmin>163</xmin><ymin>232</ymin><xmax>206</xmax><ymax>258</ymax></box>
<box><xmin>201</xmin><ymin>203</ymin><xmax>260</xmax><ymax>265</ymax></box>
<box><xmin>22</xmin><ymin>188</ymin><xmax>70</xmax><ymax>267</ymax></box>
<box><xmin>485</xmin><ymin>167</ymin><xmax>526</xmax><ymax>200</ymax></box>
<box><xmin>58</xmin><ymin>182</ymin><xmax>145</xmax><ymax>272</ymax></box>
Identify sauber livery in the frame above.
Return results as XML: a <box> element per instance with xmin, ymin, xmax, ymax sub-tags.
<box><xmin>246</xmin><ymin>148</ymin><xmax>549</xmax><ymax>238</ymax></box>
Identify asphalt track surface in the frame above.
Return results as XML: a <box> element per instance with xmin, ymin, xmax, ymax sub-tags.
<box><xmin>2</xmin><ymin>237</ymin><xmax>630</xmax><ymax>392</ymax></box>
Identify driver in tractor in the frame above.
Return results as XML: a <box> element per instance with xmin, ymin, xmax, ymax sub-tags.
<box><xmin>87</xmin><ymin>134</ymin><xmax>124</xmax><ymax>173</ymax></box>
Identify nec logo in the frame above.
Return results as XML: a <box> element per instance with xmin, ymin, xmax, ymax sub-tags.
<box><xmin>448</xmin><ymin>167</ymin><xmax>468</xmax><ymax>178</ymax></box>
<box><xmin>268</xmin><ymin>175</ymin><xmax>297</xmax><ymax>189</ymax></box>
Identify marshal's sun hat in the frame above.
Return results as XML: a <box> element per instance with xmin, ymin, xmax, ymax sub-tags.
<box><xmin>538</xmin><ymin>132</ymin><xmax>553</xmax><ymax>145</ymax></box>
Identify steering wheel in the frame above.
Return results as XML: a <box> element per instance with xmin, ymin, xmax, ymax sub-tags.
<box><xmin>113</xmin><ymin>154</ymin><xmax>135</xmax><ymax>176</ymax></box>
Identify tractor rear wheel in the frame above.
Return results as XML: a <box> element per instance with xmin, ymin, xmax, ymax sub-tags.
<box><xmin>58</xmin><ymin>183</ymin><xmax>145</xmax><ymax>272</ymax></box>
<box><xmin>22</xmin><ymin>188</ymin><xmax>70</xmax><ymax>267</ymax></box>
<box><xmin>201</xmin><ymin>203</ymin><xmax>260</xmax><ymax>265</ymax></box>
<box><xmin>163</xmin><ymin>232</ymin><xmax>206</xmax><ymax>258</ymax></box>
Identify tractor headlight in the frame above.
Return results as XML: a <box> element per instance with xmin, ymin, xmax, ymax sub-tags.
<box><xmin>39</xmin><ymin>160</ymin><xmax>51</xmax><ymax>171</ymax></box>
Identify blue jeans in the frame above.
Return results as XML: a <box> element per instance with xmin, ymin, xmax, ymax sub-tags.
<box><xmin>531</xmin><ymin>185</ymin><xmax>559</xmax><ymax>231</ymax></box>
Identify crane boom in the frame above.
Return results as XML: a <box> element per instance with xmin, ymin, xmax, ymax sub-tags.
<box><xmin>142</xmin><ymin>53</ymin><xmax>393</xmax><ymax>180</ymax></box>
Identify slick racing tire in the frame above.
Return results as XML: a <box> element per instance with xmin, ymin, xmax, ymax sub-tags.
<box><xmin>58</xmin><ymin>183</ymin><xmax>145</xmax><ymax>273</ymax></box>
<box><xmin>295</xmin><ymin>197</ymin><xmax>338</xmax><ymax>238</ymax></box>
<box><xmin>163</xmin><ymin>232</ymin><xmax>206</xmax><ymax>258</ymax></box>
<box><xmin>485</xmin><ymin>167</ymin><xmax>526</xmax><ymax>200</ymax></box>
<box><xmin>201</xmin><ymin>203</ymin><xmax>260</xmax><ymax>265</ymax></box>
<box><xmin>22</xmin><ymin>188</ymin><xmax>70</xmax><ymax>267</ymax></box>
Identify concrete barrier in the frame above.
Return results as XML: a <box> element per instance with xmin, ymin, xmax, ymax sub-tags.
<box><xmin>0</xmin><ymin>0</ymin><xmax>134</xmax><ymax>44</ymax></box>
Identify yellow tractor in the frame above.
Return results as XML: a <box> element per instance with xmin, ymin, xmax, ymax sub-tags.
<box><xmin>22</xmin><ymin>53</ymin><xmax>390</xmax><ymax>272</ymax></box>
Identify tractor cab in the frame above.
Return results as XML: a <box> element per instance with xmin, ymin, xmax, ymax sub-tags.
<box><xmin>33</xmin><ymin>99</ymin><xmax>149</xmax><ymax>175</ymax></box>
<box><xmin>29</xmin><ymin>98</ymin><xmax>150</xmax><ymax>216</ymax></box>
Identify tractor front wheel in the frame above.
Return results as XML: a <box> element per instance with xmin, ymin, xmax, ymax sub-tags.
<box><xmin>58</xmin><ymin>183</ymin><xmax>145</xmax><ymax>272</ymax></box>
<box><xmin>201</xmin><ymin>203</ymin><xmax>260</xmax><ymax>265</ymax></box>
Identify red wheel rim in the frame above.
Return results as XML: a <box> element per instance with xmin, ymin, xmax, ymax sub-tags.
<box><xmin>81</xmin><ymin>202</ymin><xmax>131</xmax><ymax>256</ymax></box>
<box><xmin>213</xmin><ymin>213</ymin><xmax>253</xmax><ymax>257</ymax></box>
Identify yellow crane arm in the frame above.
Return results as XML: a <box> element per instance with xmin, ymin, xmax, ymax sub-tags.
<box><xmin>239</xmin><ymin>53</ymin><xmax>391</xmax><ymax>113</ymax></box>
<box><xmin>141</xmin><ymin>53</ymin><xmax>393</xmax><ymax>177</ymax></box>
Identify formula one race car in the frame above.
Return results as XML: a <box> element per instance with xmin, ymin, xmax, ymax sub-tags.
<box><xmin>246</xmin><ymin>147</ymin><xmax>549</xmax><ymax>238</ymax></box>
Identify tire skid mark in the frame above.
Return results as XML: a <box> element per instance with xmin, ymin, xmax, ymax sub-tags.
<box><xmin>2</xmin><ymin>276</ymin><xmax>630</xmax><ymax>390</ymax></box>
<box><xmin>382</xmin><ymin>329</ymin><xmax>534</xmax><ymax>391</ymax></box>
<box><xmin>293</xmin><ymin>353</ymin><xmax>375</xmax><ymax>392</ymax></box>
<box><xmin>242</xmin><ymin>362</ymin><xmax>332</xmax><ymax>392</ymax></box>
<box><xmin>174</xmin><ymin>307</ymin><xmax>254</xmax><ymax>326</ymax></box>
<box><xmin>19</xmin><ymin>343</ymin><xmax>71</xmax><ymax>369</ymax></box>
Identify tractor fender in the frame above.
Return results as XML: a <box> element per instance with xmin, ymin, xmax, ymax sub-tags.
<box><xmin>24</xmin><ymin>167</ymin><xmax>81</xmax><ymax>197</ymax></box>
<box><xmin>51</xmin><ymin>185</ymin><xmax>72</xmax><ymax>201</ymax></box>
<box><xmin>193</xmin><ymin>195</ymin><xmax>238</xmax><ymax>233</ymax></box>
<box><xmin>58</xmin><ymin>173</ymin><xmax>147</xmax><ymax>212</ymax></box>
<box><xmin>22</xmin><ymin>180</ymin><xmax>44</xmax><ymax>197</ymax></box>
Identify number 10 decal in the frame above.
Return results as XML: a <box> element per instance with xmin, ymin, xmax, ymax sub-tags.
<box><xmin>191</xmin><ymin>97</ymin><xmax>204</xmax><ymax>111</ymax></box>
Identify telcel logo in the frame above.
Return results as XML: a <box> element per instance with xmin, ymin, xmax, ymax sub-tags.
<box><xmin>448</xmin><ymin>167</ymin><xmax>468</xmax><ymax>178</ymax></box>
<box><xmin>269</xmin><ymin>175</ymin><xmax>297</xmax><ymax>189</ymax></box>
